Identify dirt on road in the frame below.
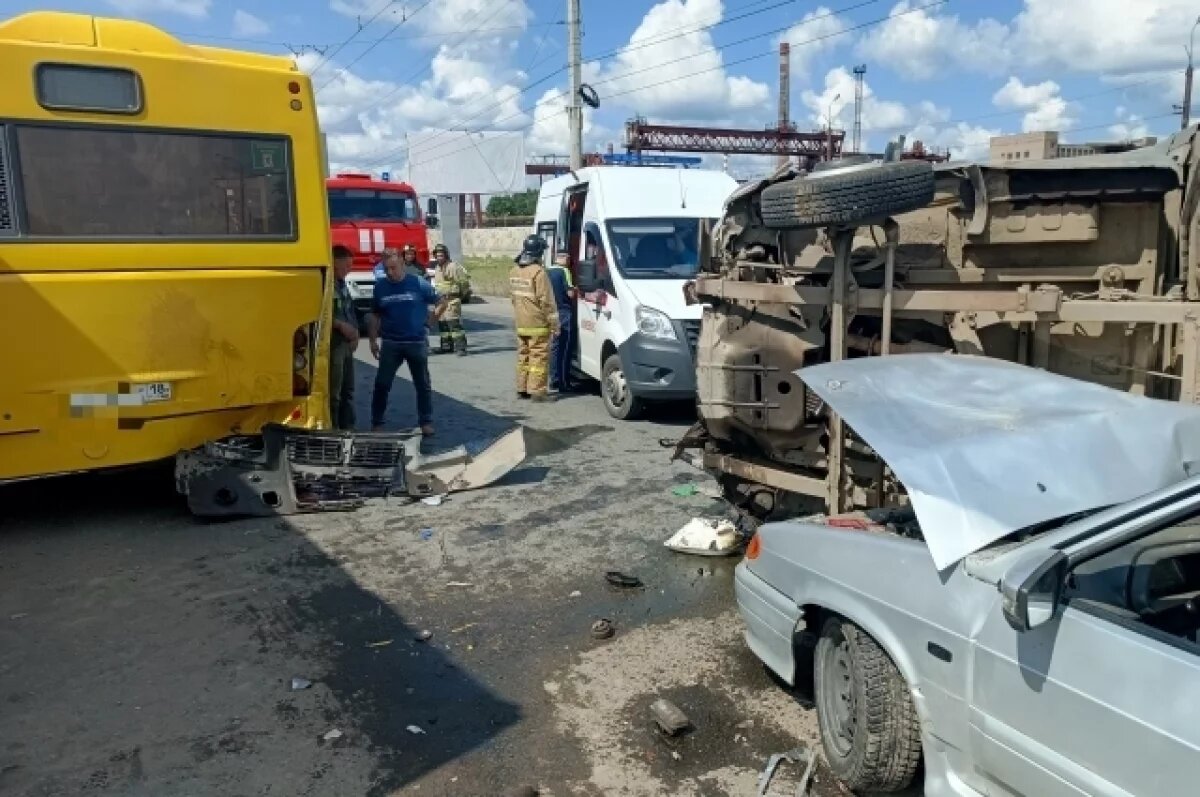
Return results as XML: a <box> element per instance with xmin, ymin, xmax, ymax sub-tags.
<box><xmin>0</xmin><ymin>302</ymin><xmax>847</xmax><ymax>797</ymax></box>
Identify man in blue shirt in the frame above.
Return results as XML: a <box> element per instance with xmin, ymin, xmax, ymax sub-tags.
<box><xmin>368</xmin><ymin>248</ymin><xmax>446</xmax><ymax>436</ymax></box>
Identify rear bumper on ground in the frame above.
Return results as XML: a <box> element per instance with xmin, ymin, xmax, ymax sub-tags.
<box><xmin>734</xmin><ymin>561</ymin><xmax>802</xmax><ymax>685</ymax></box>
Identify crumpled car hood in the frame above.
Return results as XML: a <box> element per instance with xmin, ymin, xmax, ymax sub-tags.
<box><xmin>799</xmin><ymin>355</ymin><xmax>1200</xmax><ymax>570</ymax></box>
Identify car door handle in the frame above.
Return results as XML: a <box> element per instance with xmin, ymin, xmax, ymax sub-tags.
<box><xmin>926</xmin><ymin>642</ymin><xmax>953</xmax><ymax>663</ymax></box>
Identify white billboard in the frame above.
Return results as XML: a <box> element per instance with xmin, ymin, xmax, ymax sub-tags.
<box><xmin>405</xmin><ymin>130</ymin><xmax>526</xmax><ymax>194</ymax></box>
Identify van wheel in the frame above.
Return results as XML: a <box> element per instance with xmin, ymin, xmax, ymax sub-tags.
<box><xmin>602</xmin><ymin>353</ymin><xmax>645</xmax><ymax>421</ymax></box>
<box><xmin>814</xmin><ymin>617</ymin><xmax>921</xmax><ymax>792</ymax></box>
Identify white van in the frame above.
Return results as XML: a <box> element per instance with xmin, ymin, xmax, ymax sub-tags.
<box><xmin>532</xmin><ymin>166</ymin><xmax>737</xmax><ymax>419</ymax></box>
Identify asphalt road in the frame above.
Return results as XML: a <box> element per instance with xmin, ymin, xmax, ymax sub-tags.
<box><xmin>0</xmin><ymin>300</ymin><xmax>863</xmax><ymax>797</ymax></box>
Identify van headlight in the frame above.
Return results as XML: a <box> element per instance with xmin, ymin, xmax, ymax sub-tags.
<box><xmin>636</xmin><ymin>305</ymin><xmax>677</xmax><ymax>341</ymax></box>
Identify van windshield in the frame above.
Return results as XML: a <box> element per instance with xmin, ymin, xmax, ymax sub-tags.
<box><xmin>605</xmin><ymin>218</ymin><xmax>705</xmax><ymax>279</ymax></box>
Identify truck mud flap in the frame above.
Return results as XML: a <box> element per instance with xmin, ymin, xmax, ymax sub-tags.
<box><xmin>175</xmin><ymin>423</ymin><xmax>526</xmax><ymax>518</ymax></box>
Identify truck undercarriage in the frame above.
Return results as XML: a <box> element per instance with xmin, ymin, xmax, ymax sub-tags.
<box><xmin>681</xmin><ymin>130</ymin><xmax>1200</xmax><ymax>521</ymax></box>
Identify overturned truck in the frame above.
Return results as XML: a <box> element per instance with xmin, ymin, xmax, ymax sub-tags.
<box><xmin>680</xmin><ymin>128</ymin><xmax>1200</xmax><ymax>519</ymax></box>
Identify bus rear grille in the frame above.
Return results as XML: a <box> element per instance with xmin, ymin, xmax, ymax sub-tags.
<box><xmin>0</xmin><ymin>128</ymin><xmax>14</xmax><ymax>235</ymax></box>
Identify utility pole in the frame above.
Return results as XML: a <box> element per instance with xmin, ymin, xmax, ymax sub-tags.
<box><xmin>777</xmin><ymin>42</ymin><xmax>790</xmax><ymax>169</ymax></box>
<box><xmin>852</xmin><ymin>65</ymin><xmax>866</xmax><ymax>153</ymax></box>
<box><xmin>826</xmin><ymin>93</ymin><xmax>840</xmax><ymax>161</ymax></box>
<box><xmin>567</xmin><ymin>0</ymin><xmax>584</xmax><ymax>169</ymax></box>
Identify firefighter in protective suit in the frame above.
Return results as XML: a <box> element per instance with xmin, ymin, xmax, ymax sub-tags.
<box><xmin>431</xmin><ymin>243</ymin><xmax>470</xmax><ymax>355</ymax></box>
<box><xmin>508</xmin><ymin>235</ymin><xmax>559</xmax><ymax>401</ymax></box>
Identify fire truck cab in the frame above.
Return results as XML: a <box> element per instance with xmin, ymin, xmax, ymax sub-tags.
<box><xmin>326</xmin><ymin>172</ymin><xmax>430</xmax><ymax>323</ymax></box>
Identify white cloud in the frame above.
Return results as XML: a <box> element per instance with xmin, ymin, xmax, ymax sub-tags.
<box><xmin>596</xmin><ymin>0</ymin><xmax>771</xmax><ymax>121</ymax></box>
<box><xmin>1013</xmin><ymin>0</ymin><xmax>1198</xmax><ymax>76</ymax></box>
<box><xmin>107</xmin><ymin>0</ymin><xmax>211</xmax><ymax>19</ymax></box>
<box><xmin>780</xmin><ymin>6</ymin><xmax>848</xmax><ymax>80</ymax></box>
<box><xmin>329</xmin><ymin>0</ymin><xmax>531</xmax><ymax>36</ymax></box>
<box><xmin>993</xmin><ymin>76</ymin><xmax>1076</xmax><ymax>132</ymax></box>
<box><xmin>802</xmin><ymin>67</ymin><xmax>909</xmax><ymax>136</ymax></box>
<box><xmin>1109</xmin><ymin>108</ymin><xmax>1152</xmax><ymax>141</ymax></box>
<box><xmin>856</xmin><ymin>1</ymin><xmax>1010</xmax><ymax>80</ymax></box>
<box><xmin>232</xmin><ymin>9</ymin><xmax>270</xmax><ymax>37</ymax></box>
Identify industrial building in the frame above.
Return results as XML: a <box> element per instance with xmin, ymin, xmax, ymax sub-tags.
<box><xmin>989</xmin><ymin>131</ymin><xmax>1159</xmax><ymax>162</ymax></box>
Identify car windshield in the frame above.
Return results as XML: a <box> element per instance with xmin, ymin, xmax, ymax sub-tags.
<box><xmin>328</xmin><ymin>188</ymin><xmax>419</xmax><ymax>222</ymax></box>
<box><xmin>605</xmin><ymin>218</ymin><xmax>705</xmax><ymax>279</ymax></box>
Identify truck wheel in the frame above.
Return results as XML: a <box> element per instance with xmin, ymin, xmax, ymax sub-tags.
<box><xmin>759</xmin><ymin>161</ymin><xmax>934</xmax><ymax>229</ymax></box>
<box><xmin>602</xmin><ymin>353</ymin><xmax>645</xmax><ymax>421</ymax></box>
<box><xmin>814</xmin><ymin>617</ymin><xmax>921</xmax><ymax>792</ymax></box>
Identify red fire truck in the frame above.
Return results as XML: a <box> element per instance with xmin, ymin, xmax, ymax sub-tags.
<box><xmin>326</xmin><ymin>172</ymin><xmax>430</xmax><ymax>323</ymax></box>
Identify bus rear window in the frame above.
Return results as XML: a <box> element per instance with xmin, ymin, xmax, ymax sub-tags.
<box><xmin>328</xmin><ymin>188</ymin><xmax>418</xmax><ymax>222</ymax></box>
<box><xmin>11</xmin><ymin>125</ymin><xmax>294</xmax><ymax>239</ymax></box>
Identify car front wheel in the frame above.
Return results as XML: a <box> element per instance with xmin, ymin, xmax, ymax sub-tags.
<box><xmin>814</xmin><ymin>617</ymin><xmax>922</xmax><ymax>792</ymax></box>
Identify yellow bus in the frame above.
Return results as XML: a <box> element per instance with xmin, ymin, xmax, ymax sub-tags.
<box><xmin>0</xmin><ymin>11</ymin><xmax>331</xmax><ymax>482</ymax></box>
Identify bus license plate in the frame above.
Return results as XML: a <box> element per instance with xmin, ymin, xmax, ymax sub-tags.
<box><xmin>134</xmin><ymin>382</ymin><xmax>172</xmax><ymax>403</ymax></box>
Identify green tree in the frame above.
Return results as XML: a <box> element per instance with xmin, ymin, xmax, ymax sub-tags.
<box><xmin>486</xmin><ymin>190</ymin><xmax>537</xmax><ymax>218</ymax></box>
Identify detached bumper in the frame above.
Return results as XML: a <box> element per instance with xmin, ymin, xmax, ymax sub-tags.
<box><xmin>734</xmin><ymin>560</ymin><xmax>802</xmax><ymax>685</ymax></box>
<box><xmin>175</xmin><ymin>424</ymin><xmax>525</xmax><ymax>518</ymax></box>
<box><xmin>616</xmin><ymin>322</ymin><xmax>698</xmax><ymax>400</ymax></box>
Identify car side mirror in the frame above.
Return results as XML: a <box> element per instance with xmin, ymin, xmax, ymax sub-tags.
<box><xmin>1000</xmin><ymin>550</ymin><xmax>1067</xmax><ymax>632</ymax></box>
<box><xmin>426</xmin><ymin>213</ymin><xmax>439</xmax><ymax>229</ymax></box>
<box><xmin>577</xmin><ymin>257</ymin><xmax>598</xmax><ymax>291</ymax></box>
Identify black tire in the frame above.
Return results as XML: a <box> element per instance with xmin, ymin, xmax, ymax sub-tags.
<box><xmin>601</xmin><ymin>352</ymin><xmax>645</xmax><ymax>421</ymax></box>
<box><xmin>760</xmin><ymin>161</ymin><xmax>934</xmax><ymax>229</ymax></box>
<box><xmin>814</xmin><ymin>617</ymin><xmax>921</xmax><ymax>793</ymax></box>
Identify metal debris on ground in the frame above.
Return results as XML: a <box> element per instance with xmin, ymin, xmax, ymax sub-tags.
<box><xmin>322</xmin><ymin>728</ymin><xmax>343</xmax><ymax>742</ymax></box>
<box><xmin>414</xmin><ymin>630</ymin><xmax>433</xmax><ymax>642</ymax></box>
<box><xmin>176</xmin><ymin>425</ymin><xmax>526</xmax><ymax>518</ymax></box>
<box><xmin>590</xmin><ymin>618</ymin><xmax>615</xmax><ymax>640</ymax></box>
<box><xmin>664</xmin><ymin>517</ymin><xmax>743</xmax><ymax>556</ymax></box>
<box><xmin>364</xmin><ymin>639</ymin><xmax>393</xmax><ymax>648</ymax></box>
<box><xmin>406</xmin><ymin>724</ymin><xmax>426</xmax><ymax>735</ymax></box>
<box><xmin>604</xmin><ymin>570</ymin><xmax>642</xmax><ymax>589</ymax></box>
<box><xmin>290</xmin><ymin>677</ymin><xmax>312</xmax><ymax>691</ymax></box>
<box><xmin>671</xmin><ymin>483</ymin><xmax>699</xmax><ymax>497</ymax></box>
<box><xmin>649</xmin><ymin>697</ymin><xmax>691</xmax><ymax>736</ymax></box>
<box><xmin>756</xmin><ymin>747</ymin><xmax>817</xmax><ymax>796</ymax></box>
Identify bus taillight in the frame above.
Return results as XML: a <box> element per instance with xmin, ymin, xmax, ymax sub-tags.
<box><xmin>293</xmin><ymin>324</ymin><xmax>314</xmax><ymax>396</ymax></box>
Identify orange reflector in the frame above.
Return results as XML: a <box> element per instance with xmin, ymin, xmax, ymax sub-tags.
<box><xmin>745</xmin><ymin>533</ymin><xmax>762</xmax><ymax>560</ymax></box>
<box><xmin>288</xmin><ymin>81</ymin><xmax>301</xmax><ymax>94</ymax></box>
<box><xmin>288</xmin><ymin>407</ymin><xmax>303</xmax><ymax>421</ymax></box>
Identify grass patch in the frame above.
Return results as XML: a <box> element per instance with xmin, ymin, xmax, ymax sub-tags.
<box><xmin>464</xmin><ymin>256</ymin><xmax>513</xmax><ymax>298</ymax></box>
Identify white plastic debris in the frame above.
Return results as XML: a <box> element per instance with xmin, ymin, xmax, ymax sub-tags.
<box><xmin>568</xmin><ymin>590</ymin><xmax>582</xmax><ymax>598</ymax></box>
<box><xmin>290</xmin><ymin>677</ymin><xmax>312</xmax><ymax>691</ymax></box>
<box><xmin>406</xmin><ymin>724</ymin><xmax>426</xmax><ymax>735</ymax></box>
<box><xmin>420</xmin><ymin>495</ymin><xmax>445</xmax><ymax>507</ymax></box>
<box><xmin>322</xmin><ymin>728</ymin><xmax>343</xmax><ymax>741</ymax></box>
<box><xmin>664</xmin><ymin>517</ymin><xmax>742</xmax><ymax>556</ymax></box>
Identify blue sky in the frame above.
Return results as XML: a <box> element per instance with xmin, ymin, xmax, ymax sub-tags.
<box><xmin>7</xmin><ymin>0</ymin><xmax>1196</xmax><ymax>177</ymax></box>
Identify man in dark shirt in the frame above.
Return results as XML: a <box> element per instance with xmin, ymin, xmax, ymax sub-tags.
<box><xmin>546</xmin><ymin>255</ymin><xmax>576</xmax><ymax>392</ymax></box>
<box><xmin>368</xmin><ymin>248</ymin><xmax>446</xmax><ymax>436</ymax></box>
<box><xmin>329</xmin><ymin>245</ymin><xmax>359</xmax><ymax>430</ymax></box>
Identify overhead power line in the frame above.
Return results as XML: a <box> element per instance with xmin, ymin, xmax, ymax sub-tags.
<box><xmin>316</xmin><ymin>0</ymin><xmax>435</xmax><ymax>93</ymax></box>
<box><xmin>359</xmin><ymin>0</ymin><xmax>889</xmax><ymax>170</ymax></box>
<box><xmin>342</xmin><ymin>0</ymin><xmax>823</xmax><ymax>166</ymax></box>
<box><xmin>308</xmin><ymin>0</ymin><xmax>400</xmax><ymax>79</ymax></box>
<box><xmin>172</xmin><ymin>22</ymin><xmax>563</xmax><ymax>51</ymax></box>
<box><xmin>360</xmin><ymin>0</ymin><xmax>946</xmax><ymax>171</ymax></box>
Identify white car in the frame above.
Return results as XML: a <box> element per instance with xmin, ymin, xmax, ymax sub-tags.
<box><xmin>737</xmin><ymin>355</ymin><xmax>1200</xmax><ymax>796</ymax></box>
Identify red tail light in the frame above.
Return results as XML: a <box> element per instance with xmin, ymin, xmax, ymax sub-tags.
<box><xmin>745</xmin><ymin>534</ymin><xmax>762</xmax><ymax>560</ymax></box>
